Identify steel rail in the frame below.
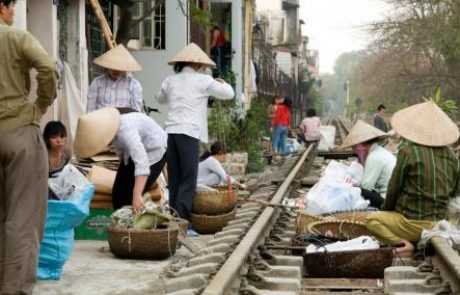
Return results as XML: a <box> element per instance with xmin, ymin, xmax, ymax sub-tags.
<box><xmin>431</xmin><ymin>237</ymin><xmax>460</xmax><ymax>293</ymax></box>
<box><xmin>202</xmin><ymin>145</ymin><xmax>314</xmax><ymax>295</ymax></box>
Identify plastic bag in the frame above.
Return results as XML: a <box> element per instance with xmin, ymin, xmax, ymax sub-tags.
<box><xmin>306</xmin><ymin>236</ymin><xmax>380</xmax><ymax>253</ymax></box>
<box><xmin>48</xmin><ymin>164</ymin><xmax>91</xmax><ymax>200</ymax></box>
<box><xmin>38</xmin><ymin>183</ymin><xmax>94</xmax><ymax>280</ymax></box>
<box><xmin>317</xmin><ymin>126</ymin><xmax>336</xmax><ymax>151</ymax></box>
<box><xmin>304</xmin><ymin>160</ymin><xmax>368</xmax><ymax>215</ymax></box>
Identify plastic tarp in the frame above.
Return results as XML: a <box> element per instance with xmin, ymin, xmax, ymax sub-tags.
<box><xmin>37</xmin><ymin>181</ymin><xmax>94</xmax><ymax>280</ymax></box>
<box><xmin>57</xmin><ymin>61</ymin><xmax>86</xmax><ymax>150</ymax></box>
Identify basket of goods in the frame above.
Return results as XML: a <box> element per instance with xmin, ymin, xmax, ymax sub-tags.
<box><xmin>191</xmin><ymin>208</ymin><xmax>236</xmax><ymax>234</ymax></box>
<box><xmin>192</xmin><ymin>185</ymin><xmax>238</xmax><ymax>215</ymax></box>
<box><xmin>108</xmin><ymin>193</ymin><xmax>178</xmax><ymax>259</ymax></box>
<box><xmin>295</xmin><ymin>211</ymin><xmax>323</xmax><ymax>234</ymax></box>
<box><xmin>321</xmin><ymin>208</ymin><xmax>378</xmax><ymax>223</ymax></box>
<box><xmin>304</xmin><ymin>246</ymin><xmax>394</xmax><ymax>278</ymax></box>
<box><xmin>307</xmin><ymin>220</ymin><xmax>372</xmax><ymax>240</ymax></box>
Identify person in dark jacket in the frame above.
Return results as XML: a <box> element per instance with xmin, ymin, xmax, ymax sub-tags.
<box><xmin>374</xmin><ymin>104</ymin><xmax>388</xmax><ymax>132</ymax></box>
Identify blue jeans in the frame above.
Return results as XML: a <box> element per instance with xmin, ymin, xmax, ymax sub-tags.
<box><xmin>271</xmin><ymin>125</ymin><xmax>288</xmax><ymax>154</ymax></box>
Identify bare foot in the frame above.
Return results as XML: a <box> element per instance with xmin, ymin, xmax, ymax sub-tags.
<box><xmin>394</xmin><ymin>239</ymin><xmax>414</xmax><ymax>257</ymax></box>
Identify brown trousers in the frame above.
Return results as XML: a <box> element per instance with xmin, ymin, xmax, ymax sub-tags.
<box><xmin>0</xmin><ymin>125</ymin><xmax>48</xmax><ymax>295</ymax></box>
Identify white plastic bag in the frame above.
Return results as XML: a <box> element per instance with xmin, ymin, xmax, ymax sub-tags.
<box><xmin>317</xmin><ymin>126</ymin><xmax>336</xmax><ymax>151</ymax></box>
<box><xmin>48</xmin><ymin>164</ymin><xmax>91</xmax><ymax>200</ymax></box>
<box><xmin>304</xmin><ymin>160</ymin><xmax>368</xmax><ymax>215</ymax></box>
<box><xmin>306</xmin><ymin>236</ymin><xmax>380</xmax><ymax>253</ymax></box>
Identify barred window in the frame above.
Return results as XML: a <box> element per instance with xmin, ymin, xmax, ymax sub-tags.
<box><xmin>118</xmin><ymin>0</ymin><xmax>165</xmax><ymax>50</ymax></box>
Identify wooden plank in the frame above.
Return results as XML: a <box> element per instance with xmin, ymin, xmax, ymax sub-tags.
<box><xmin>302</xmin><ymin>278</ymin><xmax>383</xmax><ymax>290</ymax></box>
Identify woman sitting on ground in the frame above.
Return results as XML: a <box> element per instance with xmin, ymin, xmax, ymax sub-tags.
<box><xmin>43</xmin><ymin>121</ymin><xmax>71</xmax><ymax>177</ymax></box>
<box><xmin>197</xmin><ymin>142</ymin><xmax>246</xmax><ymax>190</ymax></box>
<box><xmin>341</xmin><ymin>120</ymin><xmax>396</xmax><ymax>209</ymax></box>
<box><xmin>299</xmin><ymin>108</ymin><xmax>322</xmax><ymax>146</ymax></box>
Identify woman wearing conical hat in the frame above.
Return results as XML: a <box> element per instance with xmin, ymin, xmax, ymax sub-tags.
<box><xmin>365</xmin><ymin>101</ymin><xmax>460</xmax><ymax>257</ymax></box>
<box><xmin>87</xmin><ymin>44</ymin><xmax>144</xmax><ymax>113</ymax></box>
<box><xmin>74</xmin><ymin>108</ymin><xmax>167</xmax><ymax>212</ymax></box>
<box><xmin>156</xmin><ymin>43</ymin><xmax>235</xmax><ymax>234</ymax></box>
<box><xmin>341</xmin><ymin>120</ymin><xmax>396</xmax><ymax>208</ymax></box>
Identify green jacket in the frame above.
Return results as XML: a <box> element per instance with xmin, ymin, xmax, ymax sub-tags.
<box><xmin>383</xmin><ymin>140</ymin><xmax>460</xmax><ymax>221</ymax></box>
<box><xmin>0</xmin><ymin>19</ymin><xmax>57</xmax><ymax>133</ymax></box>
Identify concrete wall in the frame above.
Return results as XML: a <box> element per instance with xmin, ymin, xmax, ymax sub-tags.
<box><xmin>276</xmin><ymin>51</ymin><xmax>291</xmax><ymax>75</ymax></box>
<box><xmin>126</xmin><ymin>2</ymin><xmax>189</xmax><ymax>126</ymax></box>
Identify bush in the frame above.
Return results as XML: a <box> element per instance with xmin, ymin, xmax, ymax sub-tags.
<box><xmin>208</xmin><ymin>97</ymin><xmax>268</xmax><ymax>173</ymax></box>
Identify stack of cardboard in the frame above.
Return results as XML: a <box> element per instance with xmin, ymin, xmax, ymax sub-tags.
<box><xmin>86</xmin><ymin>165</ymin><xmax>116</xmax><ymax>208</ymax></box>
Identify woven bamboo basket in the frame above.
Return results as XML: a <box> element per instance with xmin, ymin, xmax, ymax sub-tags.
<box><xmin>191</xmin><ymin>209</ymin><xmax>236</xmax><ymax>234</ymax></box>
<box><xmin>308</xmin><ymin>220</ymin><xmax>372</xmax><ymax>240</ymax></box>
<box><xmin>192</xmin><ymin>187</ymin><xmax>238</xmax><ymax>215</ymax></box>
<box><xmin>108</xmin><ymin>225</ymin><xmax>178</xmax><ymax>259</ymax></box>
<box><xmin>322</xmin><ymin>209</ymin><xmax>378</xmax><ymax>223</ymax></box>
<box><xmin>304</xmin><ymin>247</ymin><xmax>394</xmax><ymax>278</ymax></box>
<box><xmin>295</xmin><ymin>211</ymin><xmax>323</xmax><ymax>234</ymax></box>
<box><xmin>172</xmin><ymin>219</ymin><xmax>189</xmax><ymax>248</ymax></box>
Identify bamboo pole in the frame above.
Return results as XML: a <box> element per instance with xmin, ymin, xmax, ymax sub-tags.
<box><xmin>89</xmin><ymin>0</ymin><xmax>116</xmax><ymax>49</ymax></box>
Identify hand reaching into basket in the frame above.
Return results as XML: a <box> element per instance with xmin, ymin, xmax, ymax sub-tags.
<box><xmin>132</xmin><ymin>193</ymin><xmax>145</xmax><ymax>212</ymax></box>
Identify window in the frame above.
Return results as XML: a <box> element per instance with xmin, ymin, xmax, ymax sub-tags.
<box><xmin>118</xmin><ymin>0</ymin><xmax>165</xmax><ymax>50</ymax></box>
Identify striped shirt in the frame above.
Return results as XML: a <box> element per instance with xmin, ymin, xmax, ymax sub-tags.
<box><xmin>86</xmin><ymin>73</ymin><xmax>143</xmax><ymax>113</ymax></box>
<box><xmin>112</xmin><ymin>113</ymin><xmax>167</xmax><ymax>176</ymax></box>
<box><xmin>383</xmin><ymin>140</ymin><xmax>460</xmax><ymax>221</ymax></box>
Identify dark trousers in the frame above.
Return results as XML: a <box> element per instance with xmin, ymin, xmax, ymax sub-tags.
<box><xmin>0</xmin><ymin>125</ymin><xmax>48</xmax><ymax>295</ymax></box>
<box><xmin>361</xmin><ymin>188</ymin><xmax>385</xmax><ymax>209</ymax></box>
<box><xmin>112</xmin><ymin>153</ymin><xmax>167</xmax><ymax>210</ymax></box>
<box><xmin>167</xmin><ymin>134</ymin><xmax>200</xmax><ymax>221</ymax></box>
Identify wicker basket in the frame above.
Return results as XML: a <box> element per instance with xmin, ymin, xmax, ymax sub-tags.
<box><xmin>192</xmin><ymin>187</ymin><xmax>238</xmax><ymax>215</ymax></box>
<box><xmin>191</xmin><ymin>209</ymin><xmax>236</xmax><ymax>234</ymax></box>
<box><xmin>304</xmin><ymin>247</ymin><xmax>394</xmax><ymax>278</ymax></box>
<box><xmin>172</xmin><ymin>219</ymin><xmax>189</xmax><ymax>249</ymax></box>
<box><xmin>108</xmin><ymin>225</ymin><xmax>178</xmax><ymax>259</ymax></box>
<box><xmin>322</xmin><ymin>209</ymin><xmax>377</xmax><ymax>223</ymax></box>
<box><xmin>295</xmin><ymin>211</ymin><xmax>323</xmax><ymax>234</ymax></box>
<box><xmin>308</xmin><ymin>220</ymin><xmax>372</xmax><ymax>240</ymax></box>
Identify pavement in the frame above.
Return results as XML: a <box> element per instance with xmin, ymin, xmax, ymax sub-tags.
<box><xmin>35</xmin><ymin>236</ymin><xmax>213</xmax><ymax>295</ymax></box>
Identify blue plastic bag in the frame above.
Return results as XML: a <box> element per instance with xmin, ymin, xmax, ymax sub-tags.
<box><xmin>37</xmin><ymin>182</ymin><xmax>94</xmax><ymax>280</ymax></box>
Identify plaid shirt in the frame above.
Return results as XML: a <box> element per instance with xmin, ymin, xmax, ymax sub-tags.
<box><xmin>383</xmin><ymin>140</ymin><xmax>460</xmax><ymax>221</ymax></box>
<box><xmin>112</xmin><ymin>113</ymin><xmax>167</xmax><ymax>176</ymax></box>
<box><xmin>86</xmin><ymin>73</ymin><xmax>143</xmax><ymax>113</ymax></box>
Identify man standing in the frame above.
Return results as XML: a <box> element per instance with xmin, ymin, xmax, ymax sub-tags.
<box><xmin>366</xmin><ymin>101</ymin><xmax>460</xmax><ymax>257</ymax></box>
<box><xmin>86</xmin><ymin>44</ymin><xmax>144</xmax><ymax>113</ymax></box>
<box><xmin>374</xmin><ymin>104</ymin><xmax>388</xmax><ymax>132</ymax></box>
<box><xmin>0</xmin><ymin>1</ymin><xmax>58</xmax><ymax>294</ymax></box>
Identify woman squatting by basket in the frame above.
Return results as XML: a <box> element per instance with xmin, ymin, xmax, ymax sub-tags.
<box><xmin>156</xmin><ymin>43</ymin><xmax>235</xmax><ymax>230</ymax></box>
<box><xmin>197</xmin><ymin>141</ymin><xmax>246</xmax><ymax>190</ymax></box>
<box><xmin>74</xmin><ymin>108</ymin><xmax>167</xmax><ymax>212</ymax></box>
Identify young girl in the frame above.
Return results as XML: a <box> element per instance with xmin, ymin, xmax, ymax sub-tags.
<box><xmin>197</xmin><ymin>142</ymin><xmax>246</xmax><ymax>189</ymax></box>
<box><xmin>43</xmin><ymin>121</ymin><xmax>71</xmax><ymax>177</ymax></box>
<box><xmin>271</xmin><ymin>98</ymin><xmax>292</xmax><ymax>155</ymax></box>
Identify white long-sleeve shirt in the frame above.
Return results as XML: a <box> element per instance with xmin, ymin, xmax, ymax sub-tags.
<box><xmin>112</xmin><ymin>113</ymin><xmax>167</xmax><ymax>176</ymax></box>
<box><xmin>197</xmin><ymin>156</ymin><xmax>234</xmax><ymax>186</ymax></box>
<box><xmin>156</xmin><ymin>67</ymin><xmax>234</xmax><ymax>143</ymax></box>
<box><xmin>361</xmin><ymin>143</ymin><xmax>396</xmax><ymax>198</ymax></box>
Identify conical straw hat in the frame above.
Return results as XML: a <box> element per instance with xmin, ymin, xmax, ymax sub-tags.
<box><xmin>340</xmin><ymin>120</ymin><xmax>388</xmax><ymax>149</ymax></box>
<box><xmin>168</xmin><ymin>43</ymin><xmax>216</xmax><ymax>67</ymax></box>
<box><xmin>93</xmin><ymin>44</ymin><xmax>142</xmax><ymax>72</ymax></box>
<box><xmin>391</xmin><ymin>101</ymin><xmax>459</xmax><ymax>147</ymax></box>
<box><xmin>74</xmin><ymin>108</ymin><xmax>120</xmax><ymax>158</ymax></box>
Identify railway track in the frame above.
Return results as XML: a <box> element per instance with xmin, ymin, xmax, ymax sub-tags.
<box><xmin>162</xmin><ymin>117</ymin><xmax>460</xmax><ymax>295</ymax></box>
